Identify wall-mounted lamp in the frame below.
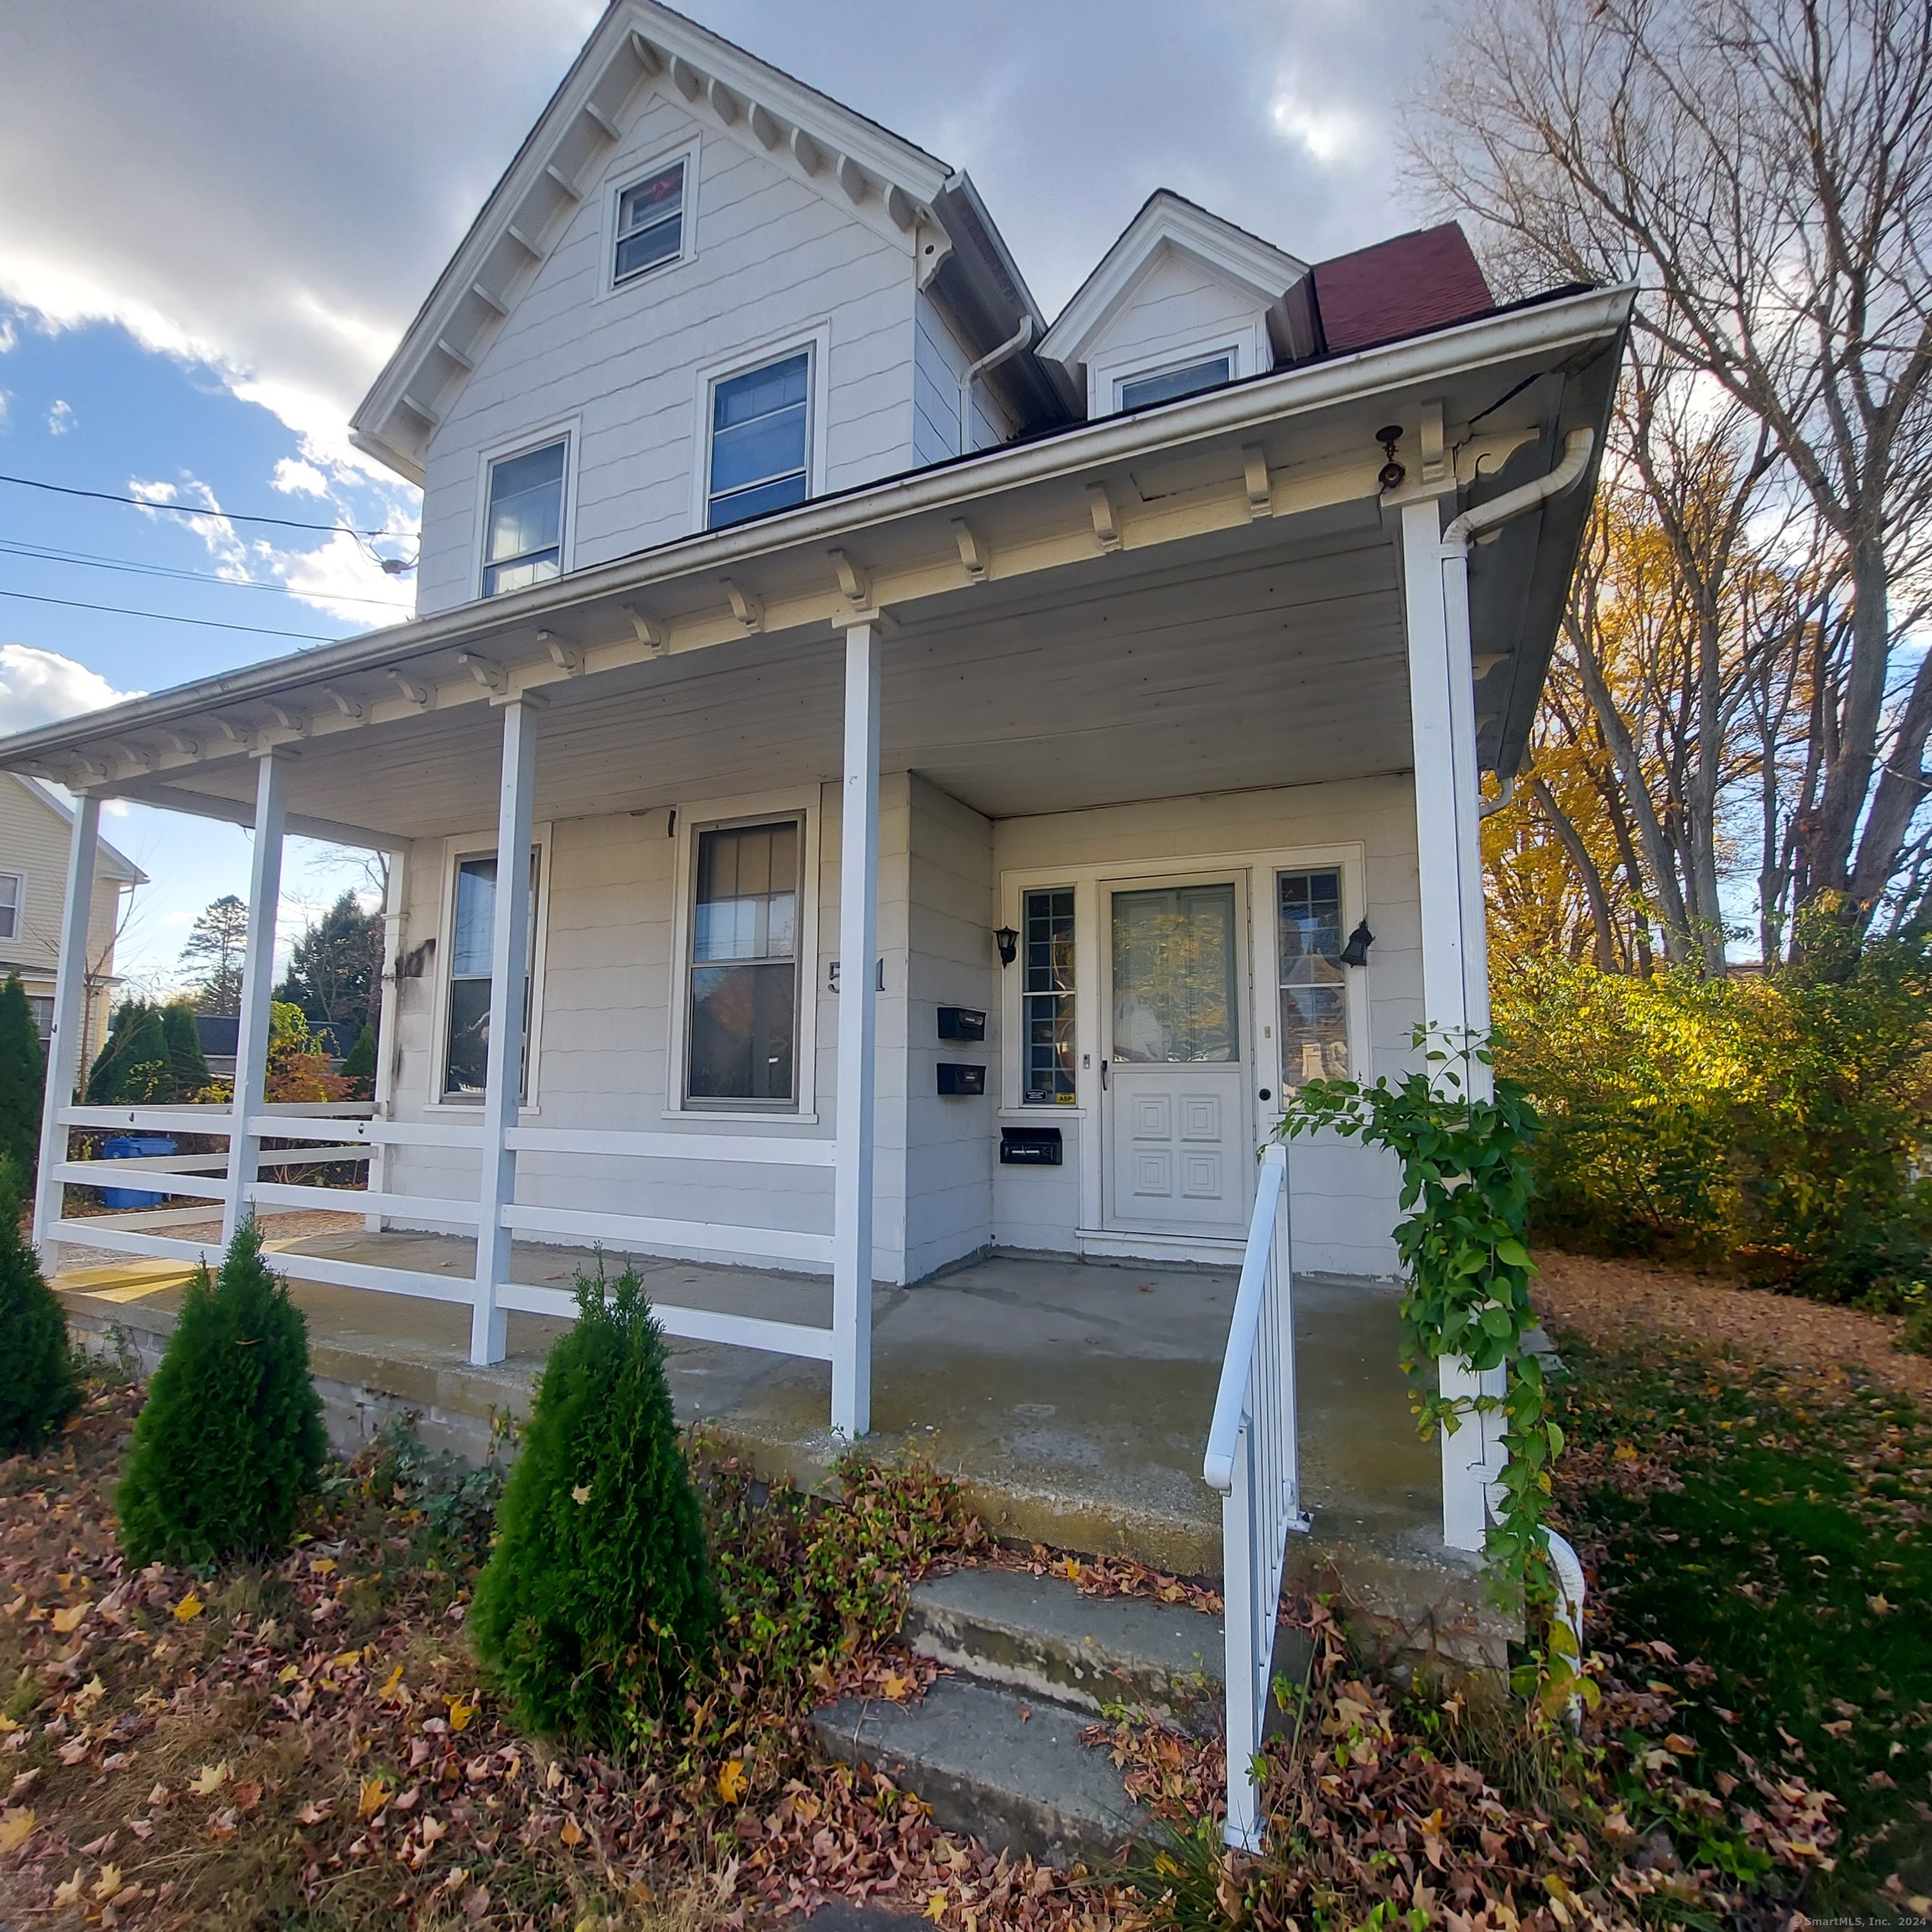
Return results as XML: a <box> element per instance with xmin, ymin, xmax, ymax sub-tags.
<box><xmin>1375</xmin><ymin>425</ymin><xmax>1405</xmax><ymax>493</ymax></box>
<box><xmin>1339</xmin><ymin>921</ymin><xmax>1375</xmax><ymax>969</ymax></box>
<box><xmin>994</xmin><ymin>926</ymin><xmax>1020</xmax><ymax>967</ymax></box>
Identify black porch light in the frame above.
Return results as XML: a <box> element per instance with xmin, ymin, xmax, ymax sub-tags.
<box><xmin>1339</xmin><ymin>921</ymin><xmax>1375</xmax><ymax>969</ymax></box>
<box><xmin>994</xmin><ymin>926</ymin><xmax>1020</xmax><ymax>967</ymax></box>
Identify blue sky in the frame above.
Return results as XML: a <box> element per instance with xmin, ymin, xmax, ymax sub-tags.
<box><xmin>0</xmin><ymin>0</ymin><xmax>1426</xmax><ymax>993</ymax></box>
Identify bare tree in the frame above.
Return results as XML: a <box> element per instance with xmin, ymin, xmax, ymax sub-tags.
<box><xmin>1410</xmin><ymin>0</ymin><xmax>1932</xmax><ymax>930</ymax></box>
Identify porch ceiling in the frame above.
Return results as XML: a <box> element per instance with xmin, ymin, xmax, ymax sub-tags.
<box><xmin>106</xmin><ymin>508</ymin><xmax>1408</xmax><ymax>837</ymax></box>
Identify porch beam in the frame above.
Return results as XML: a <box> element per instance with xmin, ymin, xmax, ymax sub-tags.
<box><xmin>831</xmin><ymin>621</ymin><xmax>881</xmax><ymax>1437</ymax></box>
<box><xmin>470</xmin><ymin>693</ymin><xmax>543</xmax><ymax>1365</ymax></box>
<box><xmin>33</xmin><ymin>793</ymin><xmax>101</xmax><ymax>1254</ymax></box>
<box><xmin>222</xmin><ymin>750</ymin><xmax>290</xmax><ymax>1244</ymax></box>
<box><xmin>1399</xmin><ymin>491</ymin><xmax>1505</xmax><ymax>1555</ymax></box>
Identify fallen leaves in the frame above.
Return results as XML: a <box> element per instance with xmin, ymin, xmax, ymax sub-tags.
<box><xmin>716</xmin><ymin>1758</ymin><xmax>747</xmax><ymax>1805</ymax></box>
<box><xmin>188</xmin><ymin>1762</ymin><xmax>229</xmax><ymax>1798</ymax></box>
<box><xmin>446</xmin><ymin>1692</ymin><xmax>477</xmax><ymax>1733</ymax></box>
<box><xmin>51</xmin><ymin>1602</ymin><xmax>89</xmax><ymax>1633</ymax></box>
<box><xmin>0</xmin><ymin>1806</ymin><xmax>35</xmax><ymax>1854</ymax></box>
<box><xmin>171</xmin><ymin>1589</ymin><xmax>204</xmax><ymax>1623</ymax></box>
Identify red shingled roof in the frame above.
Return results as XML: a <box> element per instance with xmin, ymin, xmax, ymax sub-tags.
<box><xmin>1310</xmin><ymin>223</ymin><xmax>1495</xmax><ymax>356</ymax></box>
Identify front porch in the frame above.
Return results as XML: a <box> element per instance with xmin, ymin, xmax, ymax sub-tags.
<box><xmin>53</xmin><ymin>1224</ymin><xmax>1504</xmax><ymax>1666</ymax></box>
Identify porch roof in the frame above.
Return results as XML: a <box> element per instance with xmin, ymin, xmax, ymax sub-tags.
<box><xmin>0</xmin><ymin>286</ymin><xmax>1628</xmax><ymax>845</ymax></box>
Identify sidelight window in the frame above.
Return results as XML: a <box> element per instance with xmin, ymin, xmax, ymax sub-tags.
<box><xmin>1276</xmin><ymin>868</ymin><xmax>1348</xmax><ymax>1087</ymax></box>
<box><xmin>1021</xmin><ymin>887</ymin><xmax>1076</xmax><ymax>1104</ymax></box>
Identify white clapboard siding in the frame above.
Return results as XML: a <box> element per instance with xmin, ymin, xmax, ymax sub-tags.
<box><xmin>911</xmin><ymin>289</ymin><xmax>1015</xmax><ymax>466</ymax></box>
<box><xmin>415</xmin><ymin>87</ymin><xmax>924</xmax><ymax>615</ymax></box>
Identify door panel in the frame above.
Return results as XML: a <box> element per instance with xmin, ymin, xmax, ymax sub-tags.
<box><xmin>1104</xmin><ymin>881</ymin><xmax>1250</xmax><ymax>1235</ymax></box>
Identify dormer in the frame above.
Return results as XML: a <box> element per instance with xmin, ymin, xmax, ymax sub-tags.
<box><xmin>1037</xmin><ymin>191</ymin><xmax>1317</xmax><ymax>420</ymax></box>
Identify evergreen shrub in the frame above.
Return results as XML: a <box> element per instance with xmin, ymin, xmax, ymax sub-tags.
<box><xmin>0</xmin><ymin>975</ymin><xmax>44</xmax><ymax>1181</ymax></box>
<box><xmin>160</xmin><ymin>1001</ymin><xmax>211</xmax><ymax>1096</ymax></box>
<box><xmin>470</xmin><ymin>1261</ymin><xmax>716</xmax><ymax>1747</ymax></box>
<box><xmin>0</xmin><ymin>1155</ymin><xmax>76</xmax><ymax>1453</ymax></box>
<box><xmin>86</xmin><ymin>1000</ymin><xmax>172</xmax><ymax>1105</ymax></box>
<box><xmin>340</xmin><ymin>1023</ymin><xmax>377</xmax><ymax>1094</ymax></box>
<box><xmin>116</xmin><ymin>1220</ymin><xmax>327</xmax><ymax>1566</ymax></box>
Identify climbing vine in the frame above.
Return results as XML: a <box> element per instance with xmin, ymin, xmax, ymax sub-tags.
<box><xmin>1275</xmin><ymin>1027</ymin><xmax>1560</xmax><ymax>1597</ymax></box>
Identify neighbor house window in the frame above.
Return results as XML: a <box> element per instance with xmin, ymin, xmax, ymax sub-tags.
<box><xmin>0</xmin><ymin>872</ymin><xmax>19</xmax><ymax>942</ymax></box>
<box><xmin>687</xmin><ymin>819</ymin><xmax>800</xmax><ymax>1107</ymax></box>
<box><xmin>613</xmin><ymin>159</ymin><xmax>686</xmax><ymax>283</ymax></box>
<box><xmin>443</xmin><ymin>850</ymin><xmax>540</xmax><ymax>1101</ymax></box>
<box><xmin>481</xmin><ymin>439</ymin><xmax>567</xmax><ymax>597</ymax></box>
<box><xmin>1117</xmin><ymin>353</ymin><xmax>1233</xmax><ymax>412</ymax></box>
<box><xmin>27</xmin><ymin>995</ymin><xmax>53</xmax><ymax>1043</ymax></box>
<box><xmin>1022</xmin><ymin>887</ymin><xmax>1076</xmax><ymax>1104</ymax></box>
<box><xmin>707</xmin><ymin>353</ymin><xmax>809</xmax><ymax>528</ymax></box>
<box><xmin>1277</xmin><ymin>868</ymin><xmax>1348</xmax><ymax>1088</ymax></box>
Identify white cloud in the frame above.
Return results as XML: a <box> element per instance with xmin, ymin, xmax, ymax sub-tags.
<box><xmin>0</xmin><ymin>313</ymin><xmax>14</xmax><ymax>353</ymax></box>
<box><xmin>0</xmin><ymin>641</ymin><xmax>143</xmax><ymax>735</ymax></box>
<box><xmin>45</xmin><ymin>396</ymin><xmax>74</xmax><ymax>434</ymax></box>
<box><xmin>272</xmin><ymin>457</ymin><xmax>330</xmax><ymax>496</ymax></box>
<box><xmin>0</xmin><ymin>389</ymin><xmax>9</xmax><ymax>427</ymax></box>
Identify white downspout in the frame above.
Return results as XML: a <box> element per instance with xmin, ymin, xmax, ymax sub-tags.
<box><xmin>958</xmin><ymin>314</ymin><xmax>1032</xmax><ymax>454</ymax></box>
<box><xmin>1442</xmin><ymin>426</ymin><xmax>1594</xmax><ymax>553</ymax></box>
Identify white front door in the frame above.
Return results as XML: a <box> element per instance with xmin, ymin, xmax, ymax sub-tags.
<box><xmin>1103</xmin><ymin>880</ymin><xmax>1251</xmax><ymax>1236</ymax></box>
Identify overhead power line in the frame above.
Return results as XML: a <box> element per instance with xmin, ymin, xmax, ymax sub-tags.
<box><xmin>0</xmin><ymin>538</ymin><xmax>414</xmax><ymax>612</ymax></box>
<box><xmin>0</xmin><ymin>586</ymin><xmax>355</xmax><ymax>642</ymax></box>
<box><xmin>0</xmin><ymin>470</ymin><xmax>398</xmax><ymax>539</ymax></box>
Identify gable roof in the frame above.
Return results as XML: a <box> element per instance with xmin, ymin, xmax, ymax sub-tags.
<box><xmin>8</xmin><ymin>772</ymin><xmax>145</xmax><ymax>883</ymax></box>
<box><xmin>351</xmin><ymin>0</ymin><xmax>1063</xmax><ymax>481</ymax></box>
<box><xmin>1309</xmin><ymin>223</ymin><xmax>1495</xmax><ymax>356</ymax></box>
<box><xmin>1036</xmin><ymin>190</ymin><xmax>1315</xmax><ymax>390</ymax></box>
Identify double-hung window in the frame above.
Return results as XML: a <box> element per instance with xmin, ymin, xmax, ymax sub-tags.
<box><xmin>707</xmin><ymin>353</ymin><xmax>810</xmax><ymax>528</ymax></box>
<box><xmin>613</xmin><ymin>158</ymin><xmax>686</xmax><ymax>283</ymax></box>
<box><xmin>443</xmin><ymin>850</ymin><xmax>540</xmax><ymax>1102</ymax></box>
<box><xmin>1021</xmin><ymin>887</ymin><xmax>1077</xmax><ymax>1104</ymax></box>
<box><xmin>1117</xmin><ymin>353</ymin><xmax>1233</xmax><ymax>413</ymax></box>
<box><xmin>481</xmin><ymin>439</ymin><xmax>567</xmax><ymax>598</ymax></box>
<box><xmin>687</xmin><ymin>819</ymin><xmax>801</xmax><ymax>1108</ymax></box>
<box><xmin>1276</xmin><ymin>867</ymin><xmax>1348</xmax><ymax>1088</ymax></box>
<box><xmin>0</xmin><ymin>873</ymin><xmax>19</xmax><ymax>942</ymax></box>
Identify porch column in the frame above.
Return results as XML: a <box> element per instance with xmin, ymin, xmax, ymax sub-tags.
<box><xmin>831</xmin><ymin>621</ymin><xmax>881</xmax><ymax>1438</ymax></box>
<box><xmin>366</xmin><ymin>849</ymin><xmax>408</xmax><ymax>1233</ymax></box>
<box><xmin>32</xmin><ymin>792</ymin><xmax>101</xmax><ymax>1253</ymax></box>
<box><xmin>222</xmin><ymin>750</ymin><xmax>289</xmax><ymax>1244</ymax></box>
<box><xmin>470</xmin><ymin>693</ymin><xmax>542</xmax><ymax>1367</ymax></box>
<box><xmin>1400</xmin><ymin>497</ymin><xmax>1504</xmax><ymax>1554</ymax></box>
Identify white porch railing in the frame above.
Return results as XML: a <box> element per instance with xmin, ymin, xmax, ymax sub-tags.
<box><xmin>43</xmin><ymin>1103</ymin><xmax>841</xmax><ymax>1362</ymax></box>
<box><xmin>1202</xmin><ymin>1140</ymin><xmax>1310</xmax><ymax>1852</ymax></box>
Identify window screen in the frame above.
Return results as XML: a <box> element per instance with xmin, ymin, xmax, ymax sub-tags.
<box><xmin>708</xmin><ymin>354</ymin><xmax>809</xmax><ymax>528</ymax></box>
<box><xmin>614</xmin><ymin>159</ymin><xmax>685</xmax><ymax>283</ymax></box>
<box><xmin>443</xmin><ymin>851</ymin><xmax>539</xmax><ymax>1101</ymax></box>
<box><xmin>1277</xmin><ymin>868</ymin><xmax>1348</xmax><ymax>1087</ymax></box>
<box><xmin>688</xmin><ymin>820</ymin><xmax>800</xmax><ymax>1105</ymax></box>
<box><xmin>1117</xmin><ymin>354</ymin><xmax>1233</xmax><ymax>412</ymax></box>
<box><xmin>482</xmin><ymin>440</ymin><xmax>567</xmax><ymax>598</ymax></box>
<box><xmin>1022</xmin><ymin>887</ymin><xmax>1076</xmax><ymax>1104</ymax></box>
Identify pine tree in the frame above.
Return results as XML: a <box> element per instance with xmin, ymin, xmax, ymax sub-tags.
<box><xmin>0</xmin><ymin>974</ymin><xmax>45</xmax><ymax>1181</ymax></box>
<box><xmin>115</xmin><ymin>1221</ymin><xmax>327</xmax><ymax>1567</ymax></box>
<box><xmin>179</xmin><ymin>896</ymin><xmax>250</xmax><ymax>1016</ymax></box>
<box><xmin>0</xmin><ymin>1155</ymin><xmax>76</xmax><ymax>1454</ymax></box>
<box><xmin>276</xmin><ymin>891</ymin><xmax>384</xmax><ymax>1034</ymax></box>
<box><xmin>470</xmin><ymin>1263</ymin><xmax>716</xmax><ymax>1746</ymax></box>
<box><xmin>160</xmin><ymin>1002</ymin><xmax>211</xmax><ymax>1098</ymax></box>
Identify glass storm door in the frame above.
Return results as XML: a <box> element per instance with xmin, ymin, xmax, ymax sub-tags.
<box><xmin>1104</xmin><ymin>880</ymin><xmax>1251</xmax><ymax>1236</ymax></box>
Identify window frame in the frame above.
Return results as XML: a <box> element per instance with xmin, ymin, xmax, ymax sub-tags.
<box><xmin>0</xmin><ymin>870</ymin><xmax>22</xmax><ymax>943</ymax></box>
<box><xmin>663</xmin><ymin>787</ymin><xmax>823</xmax><ymax>1122</ymax></box>
<box><xmin>689</xmin><ymin>326</ymin><xmax>831</xmax><ymax>535</ymax></box>
<box><xmin>600</xmin><ymin>137</ymin><xmax>700</xmax><ymax>296</ymax></box>
<box><xmin>1115</xmin><ymin>352</ymin><xmax>1235</xmax><ymax>413</ymax></box>
<box><xmin>472</xmin><ymin>418</ymin><xmax>579</xmax><ymax>604</ymax></box>
<box><xmin>1087</xmin><ymin>319</ymin><xmax>1269</xmax><ymax>419</ymax></box>
<box><xmin>1019</xmin><ymin>885</ymin><xmax>1078</xmax><ymax>1106</ymax></box>
<box><xmin>427</xmin><ymin>824</ymin><xmax>553</xmax><ymax>1111</ymax></box>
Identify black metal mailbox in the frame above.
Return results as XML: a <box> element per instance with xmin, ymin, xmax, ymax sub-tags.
<box><xmin>1000</xmin><ymin>1126</ymin><xmax>1063</xmax><ymax>1166</ymax></box>
<box><xmin>936</xmin><ymin>1062</ymin><xmax>986</xmax><ymax>1096</ymax></box>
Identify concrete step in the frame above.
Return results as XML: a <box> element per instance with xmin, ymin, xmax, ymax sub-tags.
<box><xmin>903</xmin><ymin>1568</ymin><xmax>1233</xmax><ymax>1735</ymax></box>
<box><xmin>811</xmin><ymin>1676</ymin><xmax>1142</xmax><ymax>1871</ymax></box>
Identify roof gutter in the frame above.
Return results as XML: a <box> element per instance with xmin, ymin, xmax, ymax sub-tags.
<box><xmin>0</xmin><ymin>286</ymin><xmax>1631</xmax><ymax>766</ymax></box>
<box><xmin>1442</xmin><ymin>425</ymin><xmax>1595</xmax><ymax>552</ymax></box>
<box><xmin>958</xmin><ymin>313</ymin><xmax>1032</xmax><ymax>450</ymax></box>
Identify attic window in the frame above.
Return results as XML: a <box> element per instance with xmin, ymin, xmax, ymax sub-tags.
<box><xmin>614</xmin><ymin>160</ymin><xmax>686</xmax><ymax>283</ymax></box>
<box><xmin>1117</xmin><ymin>354</ymin><xmax>1233</xmax><ymax>413</ymax></box>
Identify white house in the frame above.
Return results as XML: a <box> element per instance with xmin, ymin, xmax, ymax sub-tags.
<box><xmin>2</xmin><ymin>0</ymin><xmax>1628</xmax><ymax>1820</ymax></box>
<box><xmin>0</xmin><ymin>772</ymin><xmax>142</xmax><ymax>1061</ymax></box>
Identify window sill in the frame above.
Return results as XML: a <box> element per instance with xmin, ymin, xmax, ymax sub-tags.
<box><xmin>998</xmin><ymin>1106</ymin><xmax>1088</xmax><ymax>1122</ymax></box>
<box><xmin>660</xmin><ymin>1108</ymin><xmax>820</xmax><ymax>1127</ymax></box>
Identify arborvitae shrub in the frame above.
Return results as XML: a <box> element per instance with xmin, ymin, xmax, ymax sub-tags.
<box><xmin>470</xmin><ymin>1262</ymin><xmax>716</xmax><ymax>1747</ymax></box>
<box><xmin>116</xmin><ymin>1220</ymin><xmax>327</xmax><ymax>1566</ymax></box>
<box><xmin>340</xmin><ymin>1023</ymin><xmax>377</xmax><ymax>1091</ymax></box>
<box><xmin>160</xmin><ymin>1002</ymin><xmax>211</xmax><ymax>1097</ymax></box>
<box><xmin>0</xmin><ymin>974</ymin><xmax>45</xmax><ymax>1182</ymax></box>
<box><xmin>0</xmin><ymin>1155</ymin><xmax>76</xmax><ymax>1453</ymax></box>
<box><xmin>87</xmin><ymin>1001</ymin><xmax>171</xmax><ymax>1105</ymax></box>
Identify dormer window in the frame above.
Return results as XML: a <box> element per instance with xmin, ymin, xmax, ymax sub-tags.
<box><xmin>614</xmin><ymin>158</ymin><xmax>687</xmax><ymax>283</ymax></box>
<box><xmin>1117</xmin><ymin>353</ymin><xmax>1233</xmax><ymax>413</ymax></box>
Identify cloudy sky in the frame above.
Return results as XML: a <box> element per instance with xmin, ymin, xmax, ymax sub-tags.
<box><xmin>0</xmin><ymin>0</ymin><xmax>1441</xmax><ymax>987</ymax></box>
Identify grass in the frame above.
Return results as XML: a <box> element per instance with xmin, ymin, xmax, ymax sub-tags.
<box><xmin>1549</xmin><ymin>1327</ymin><xmax>1932</xmax><ymax>1912</ymax></box>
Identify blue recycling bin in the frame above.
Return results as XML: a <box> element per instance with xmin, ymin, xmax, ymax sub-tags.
<box><xmin>97</xmin><ymin>1135</ymin><xmax>179</xmax><ymax>1210</ymax></box>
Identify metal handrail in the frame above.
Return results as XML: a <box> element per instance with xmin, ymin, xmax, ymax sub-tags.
<box><xmin>1202</xmin><ymin>1140</ymin><xmax>1310</xmax><ymax>1852</ymax></box>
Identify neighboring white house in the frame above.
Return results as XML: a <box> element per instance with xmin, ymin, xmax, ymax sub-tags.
<box><xmin>2</xmin><ymin>3</ymin><xmax>1628</xmax><ymax>1563</ymax></box>
<box><xmin>0</xmin><ymin>772</ymin><xmax>142</xmax><ymax>1062</ymax></box>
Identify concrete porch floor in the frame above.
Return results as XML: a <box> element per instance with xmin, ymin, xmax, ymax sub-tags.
<box><xmin>55</xmin><ymin>1223</ymin><xmax>1508</xmax><ymax>1666</ymax></box>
